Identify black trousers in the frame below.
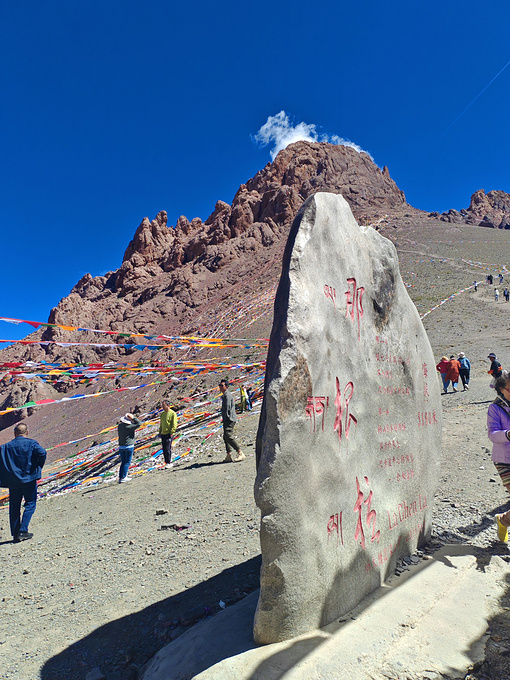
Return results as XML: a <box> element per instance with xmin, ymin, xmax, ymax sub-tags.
<box><xmin>160</xmin><ymin>434</ymin><xmax>173</xmax><ymax>464</ymax></box>
<box><xmin>459</xmin><ymin>369</ymin><xmax>470</xmax><ymax>388</ymax></box>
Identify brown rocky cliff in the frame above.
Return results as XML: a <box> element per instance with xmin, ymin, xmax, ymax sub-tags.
<box><xmin>0</xmin><ymin>141</ymin><xmax>414</xmax><ymax>395</ymax></box>
<box><xmin>19</xmin><ymin>141</ymin><xmax>409</xmax><ymax>350</ymax></box>
<box><xmin>431</xmin><ymin>188</ymin><xmax>510</xmax><ymax>228</ymax></box>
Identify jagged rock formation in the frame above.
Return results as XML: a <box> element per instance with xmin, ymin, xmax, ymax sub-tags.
<box><xmin>1</xmin><ymin>140</ymin><xmax>508</xmax><ymax>430</ymax></box>
<box><xmin>430</xmin><ymin>189</ymin><xmax>510</xmax><ymax>228</ymax></box>
<box><xmin>0</xmin><ymin>141</ymin><xmax>409</xmax><ymax>366</ymax></box>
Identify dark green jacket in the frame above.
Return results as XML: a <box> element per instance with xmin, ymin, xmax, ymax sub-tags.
<box><xmin>118</xmin><ymin>417</ymin><xmax>141</xmax><ymax>447</ymax></box>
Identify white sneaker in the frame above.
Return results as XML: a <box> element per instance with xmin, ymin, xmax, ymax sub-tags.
<box><xmin>165</xmin><ymin>463</ymin><xmax>174</xmax><ymax>469</ymax></box>
<box><xmin>119</xmin><ymin>476</ymin><xmax>132</xmax><ymax>484</ymax></box>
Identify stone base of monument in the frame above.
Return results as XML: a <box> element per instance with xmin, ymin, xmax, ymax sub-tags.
<box><xmin>140</xmin><ymin>546</ymin><xmax>509</xmax><ymax>680</ymax></box>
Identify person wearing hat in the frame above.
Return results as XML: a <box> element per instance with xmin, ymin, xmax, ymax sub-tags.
<box><xmin>117</xmin><ymin>412</ymin><xmax>142</xmax><ymax>483</ymax></box>
<box><xmin>488</xmin><ymin>353</ymin><xmax>503</xmax><ymax>388</ymax></box>
<box><xmin>436</xmin><ymin>355</ymin><xmax>450</xmax><ymax>394</ymax></box>
<box><xmin>458</xmin><ymin>352</ymin><xmax>471</xmax><ymax>391</ymax></box>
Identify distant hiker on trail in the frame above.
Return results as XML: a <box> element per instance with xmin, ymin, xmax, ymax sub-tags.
<box><xmin>487</xmin><ymin>371</ymin><xmax>510</xmax><ymax>543</ymax></box>
<box><xmin>159</xmin><ymin>400</ymin><xmax>177</xmax><ymax>469</ymax></box>
<box><xmin>0</xmin><ymin>423</ymin><xmax>46</xmax><ymax>543</ymax></box>
<box><xmin>489</xmin><ymin>274</ymin><xmax>494</xmax><ymax>285</ymax></box>
<box><xmin>505</xmin><ymin>288</ymin><xmax>510</xmax><ymax>302</ymax></box>
<box><xmin>117</xmin><ymin>413</ymin><xmax>141</xmax><ymax>483</ymax></box>
<box><xmin>499</xmin><ymin>273</ymin><xmax>504</xmax><ymax>284</ymax></box>
<box><xmin>495</xmin><ymin>288</ymin><xmax>500</xmax><ymax>302</ymax></box>
<box><xmin>239</xmin><ymin>384</ymin><xmax>248</xmax><ymax>413</ymax></box>
<box><xmin>219</xmin><ymin>379</ymin><xmax>245</xmax><ymax>463</ymax></box>
<box><xmin>436</xmin><ymin>355</ymin><xmax>450</xmax><ymax>394</ymax></box>
<box><xmin>488</xmin><ymin>352</ymin><xmax>503</xmax><ymax>388</ymax></box>
<box><xmin>458</xmin><ymin>352</ymin><xmax>471</xmax><ymax>390</ymax></box>
<box><xmin>446</xmin><ymin>355</ymin><xmax>461</xmax><ymax>393</ymax></box>
<box><xmin>473</xmin><ymin>280</ymin><xmax>478</xmax><ymax>292</ymax></box>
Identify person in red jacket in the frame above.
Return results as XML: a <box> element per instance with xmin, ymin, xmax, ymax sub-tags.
<box><xmin>436</xmin><ymin>356</ymin><xmax>450</xmax><ymax>394</ymax></box>
<box><xmin>446</xmin><ymin>355</ymin><xmax>461</xmax><ymax>393</ymax></box>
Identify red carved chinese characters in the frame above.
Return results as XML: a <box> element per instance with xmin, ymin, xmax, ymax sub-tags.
<box><xmin>422</xmin><ymin>362</ymin><xmax>429</xmax><ymax>399</ymax></box>
<box><xmin>327</xmin><ymin>511</ymin><xmax>344</xmax><ymax>546</ymax></box>
<box><xmin>417</xmin><ymin>411</ymin><xmax>438</xmax><ymax>427</ymax></box>
<box><xmin>324</xmin><ymin>284</ymin><xmax>336</xmax><ymax>311</ymax></box>
<box><xmin>305</xmin><ymin>396</ymin><xmax>330</xmax><ymax>432</ymax></box>
<box><xmin>345</xmin><ymin>278</ymin><xmax>365</xmax><ymax>340</ymax></box>
<box><xmin>334</xmin><ymin>379</ymin><xmax>357</xmax><ymax>448</ymax></box>
<box><xmin>354</xmin><ymin>476</ymin><xmax>381</xmax><ymax>549</ymax></box>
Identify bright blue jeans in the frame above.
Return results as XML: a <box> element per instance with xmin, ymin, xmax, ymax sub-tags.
<box><xmin>118</xmin><ymin>446</ymin><xmax>134</xmax><ymax>480</ymax></box>
<box><xmin>9</xmin><ymin>480</ymin><xmax>38</xmax><ymax>538</ymax></box>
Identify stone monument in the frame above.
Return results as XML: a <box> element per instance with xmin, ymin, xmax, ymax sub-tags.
<box><xmin>254</xmin><ymin>192</ymin><xmax>442</xmax><ymax>644</ymax></box>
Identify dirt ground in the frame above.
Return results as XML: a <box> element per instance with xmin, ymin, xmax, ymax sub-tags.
<box><xmin>2</xmin><ymin>221</ymin><xmax>510</xmax><ymax>679</ymax></box>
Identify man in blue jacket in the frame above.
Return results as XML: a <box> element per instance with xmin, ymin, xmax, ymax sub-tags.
<box><xmin>0</xmin><ymin>422</ymin><xmax>47</xmax><ymax>543</ymax></box>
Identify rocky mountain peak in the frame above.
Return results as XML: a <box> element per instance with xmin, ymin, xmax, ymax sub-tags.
<box><xmin>0</xmin><ymin>141</ymin><xmax>420</xmax><ymax>380</ymax></box>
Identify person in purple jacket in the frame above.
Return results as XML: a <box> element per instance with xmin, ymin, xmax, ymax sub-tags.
<box><xmin>488</xmin><ymin>371</ymin><xmax>510</xmax><ymax>542</ymax></box>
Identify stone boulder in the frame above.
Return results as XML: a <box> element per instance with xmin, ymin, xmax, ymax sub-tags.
<box><xmin>254</xmin><ymin>192</ymin><xmax>442</xmax><ymax>643</ymax></box>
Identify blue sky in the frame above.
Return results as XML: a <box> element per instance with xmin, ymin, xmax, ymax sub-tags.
<box><xmin>1</xmin><ymin>0</ymin><xmax>510</xmax><ymax>341</ymax></box>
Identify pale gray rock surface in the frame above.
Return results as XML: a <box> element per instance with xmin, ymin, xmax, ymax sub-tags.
<box><xmin>254</xmin><ymin>192</ymin><xmax>442</xmax><ymax>643</ymax></box>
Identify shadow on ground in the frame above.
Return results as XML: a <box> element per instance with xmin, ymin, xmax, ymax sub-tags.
<box><xmin>40</xmin><ymin>555</ymin><xmax>261</xmax><ymax>680</ymax></box>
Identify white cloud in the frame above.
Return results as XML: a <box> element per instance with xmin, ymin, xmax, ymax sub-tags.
<box><xmin>253</xmin><ymin>111</ymin><xmax>373</xmax><ymax>161</ymax></box>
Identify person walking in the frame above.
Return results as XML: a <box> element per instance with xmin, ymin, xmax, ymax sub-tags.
<box><xmin>446</xmin><ymin>355</ymin><xmax>461</xmax><ymax>393</ymax></box>
<box><xmin>0</xmin><ymin>423</ymin><xmax>46</xmax><ymax>543</ymax></box>
<box><xmin>487</xmin><ymin>371</ymin><xmax>510</xmax><ymax>542</ymax></box>
<box><xmin>488</xmin><ymin>352</ymin><xmax>503</xmax><ymax>388</ymax></box>
<box><xmin>495</xmin><ymin>288</ymin><xmax>500</xmax><ymax>302</ymax></box>
<box><xmin>239</xmin><ymin>384</ymin><xmax>248</xmax><ymax>413</ymax></box>
<box><xmin>457</xmin><ymin>352</ymin><xmax>471</xmax><ymax>390</ymax></box>
<box><xmin>473</xmin><ymin>280</ymin><xmax>478</xmax><ymax>292</ymax></box>
<box><xmin>219</xmin><ymin>379</ymin><xmax>245</xmax><ymax>463</ymax></box>
<box><xmin>246</xmin><ymin>386</ymin><xmax>253</xmax><ymax>411</ymax></box>
<box><xmin>436</xmin><ymin>355</ymin><xmax>450</xmax><ymax>394</ymax></box>
<box><xmin>505</xmin><ymin>288</ymin><xmax>510</xmax><ymax>302</ymax></box>
<box><xmin>117</xmin><ymin>413</ymin><xmax>141</xmax><ymax>483</ymax></box>
<box><xmin>159</xmin><ymin>400</ymin><xmax>177</xmax><ymax>468</ymax></box>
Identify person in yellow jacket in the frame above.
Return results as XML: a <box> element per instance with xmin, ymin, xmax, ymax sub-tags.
<box><xmin>159</xmin><ymin>400</ymin><xmax>177</xmax><ymax>468</ymax></box>
<box><xmin>239</xmin><ymin>384</ymin><xmax>248</xmax><ymax>413</ymax></box>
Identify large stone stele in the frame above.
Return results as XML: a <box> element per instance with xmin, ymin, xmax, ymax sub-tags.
<box><xmin>254</xmin><ymin>192</ymin><xmax>442</xmax><ymax>644</ymax></box>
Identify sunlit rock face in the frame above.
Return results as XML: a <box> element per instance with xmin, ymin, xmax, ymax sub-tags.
<box><xmin>254</xmin><ymin>192</ymin><xmax>441</xmax><ymax>644</ymax></box>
